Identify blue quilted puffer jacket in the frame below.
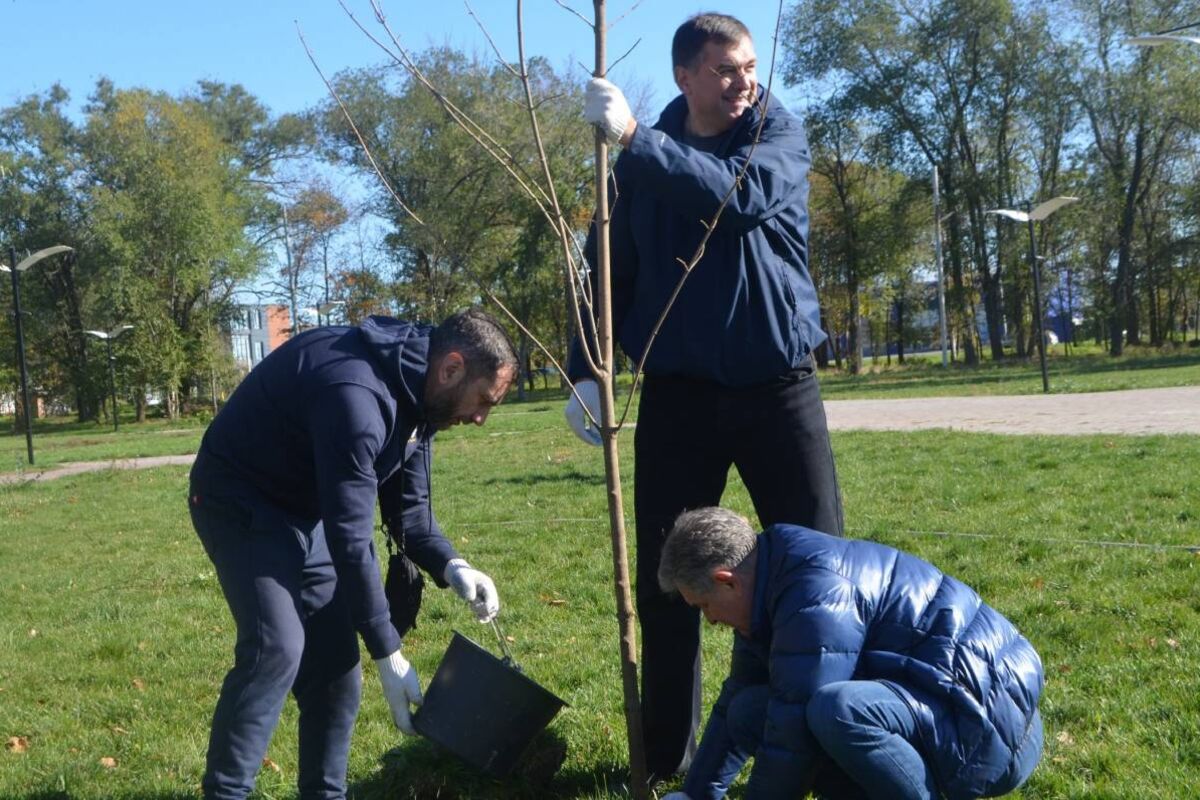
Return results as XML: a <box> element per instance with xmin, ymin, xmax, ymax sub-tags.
<box><xmin>685</xmin><ymin>524</ymin><xmax>1044</xmax><ymax>800</ymax></box>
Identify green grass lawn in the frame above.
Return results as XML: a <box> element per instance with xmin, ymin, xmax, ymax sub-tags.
<box><xmin>1</xmin><ymin>399</ymin><xmax>1198</xmax><ymax>798</ymax></box>
<box><xmin>0</xmin><ymin>415</ymin><xmax>205</xmax><ymax>474</ymax></box>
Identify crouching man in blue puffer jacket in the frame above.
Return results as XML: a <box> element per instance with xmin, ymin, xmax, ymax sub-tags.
<box><xmin>656</xmin><ymin>507</ymin><xmax>1044</xmax><ymax>800</ymax></box>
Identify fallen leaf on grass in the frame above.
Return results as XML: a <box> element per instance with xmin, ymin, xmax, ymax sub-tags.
<box><xmin>131</xmin><ymin>678</ymin><xmax>145</xmax><ymax>691</ymax></box>
<box><xmin>506</xmin><ymin>635</ymin><xmax>516</xmax><ymax>643</ymax></box>
<box><xmin>1056</xmin><ymin>731</ymin><xmax>1074</xmax><ymax>747</ymax></box>
<box><xmin>6</xmin><ymin>736</ymin><xmax>28</xmax><ymax>753</ymax></box>
<box><xmin>262</xmin><ymin>757</ymin><xmax>281</xmax><ymax>772</ymax></box>
<box><xmin>1166</xmin><ymin>638</ymin><xmax>1180</xmax><ymax>649</ymax></box>
<box><xmin>539</xmin><ymin>594</ymin><xmax>567</xmax><ymax>606</ymax></box>
<box><xmin>100</xmin><ymin>756</ymin><xmax>118</xmax><ymax>768</ymax></box>
<box><xmin>1031</xmin><ymin>577</ymin><xmax>1044</xmax><ymax>590</ymax></box>
<box><xmin>28</xmin><ymin>629</ymin><xmax>37</xmax><ymax>638</ymax></box>
<box><xmin>111</xmin><ymin>726</ymin><xmax>129</xmax><ymax>735</ymax></box>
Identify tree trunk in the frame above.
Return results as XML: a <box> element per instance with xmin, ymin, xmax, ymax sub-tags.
<box><xmin>516</xmin><ymin>333</ymin><xmax>531</xmax><ymax>401</ymax></box>
<box><xmin>944</xmin><ymin>205</ymin><xmax>978</xmax><ymax>365</ymax></box>
<box><xmin>847</xmin><ymin>280</ymin><xmax>862</xmax><ymax>375</ymax></box>
<box><xmin>590</xmin><ymin>4</ymin><xmax>647</xmax><ymax>794</ymax></box>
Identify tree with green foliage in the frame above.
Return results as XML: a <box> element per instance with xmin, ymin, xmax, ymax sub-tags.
<box><xmin>321</xmin><ymin>50</ymin><xmax>592</xmax><ymax>375</ymax></box>
<box><xmin>0</xmin><ymin>79</ymin><xmax>311</xmax><ymax>421</ymax></box>
<box><xmin>807</xmin><ymin>105</ymin><xmax>927</xmax><ymax>373</ymax></box>
<box><xmin>1062</xmin><ymin>0</ymin><xmax>1200</xmax><ymax>355</ymax></box>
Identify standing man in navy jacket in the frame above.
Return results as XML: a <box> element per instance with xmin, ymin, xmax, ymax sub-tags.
<box><xmin>568</xmin><ymin>12</ymin><xmax>844</xmax><ymax>780</ymax></box>
<box><xmin>657</xmin><ymin>508</ymin><xmax>1044</xmax><ymax>800</ymax></box>
<box><xmin>189</xmin><ymin>308</ymin><xmax>517</xmax><ymax>800</ymax></box>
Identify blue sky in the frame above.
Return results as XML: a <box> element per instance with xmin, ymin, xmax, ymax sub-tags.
<box><xmin>1</xmin><ymin>0</ymin><xmax>804</xmax><ymax>119</ymax></box>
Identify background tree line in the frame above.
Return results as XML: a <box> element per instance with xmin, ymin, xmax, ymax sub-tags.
<box><xmin>3</xmin><ymin>0</ymin><xmax>1199</xmax><ymax>423</ymax></box>
<box><xmin>791</xmin><ymin>0</ymin><xmax>1200</xmax><ymax>370</ymax></box>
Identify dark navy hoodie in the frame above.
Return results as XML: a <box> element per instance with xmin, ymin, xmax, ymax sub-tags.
<box><xmin>190</xmin><ymin>316</ymin><xmax>458</xmax><ymax>659</ymax></box>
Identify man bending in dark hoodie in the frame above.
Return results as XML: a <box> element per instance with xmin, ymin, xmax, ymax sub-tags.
<box><xmin>188</xmin><ymin>308</ymin><xmax>517</xmax><ymax>799</ymax></box>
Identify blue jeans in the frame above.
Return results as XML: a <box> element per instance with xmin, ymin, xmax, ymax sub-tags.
<box><xmin>190</xmin><ymin>490</ymin><xmax>362</xmax><ymax>800</ymax></box>
<box><xmin>807</xmin><ymin>682</ymin><xmax>940</xmax><ymax>799</ymax></box>
<box><xmin>724</xmin><ymin>681</ymin><xmax>1041</xmax><ymax>800</ymax></box>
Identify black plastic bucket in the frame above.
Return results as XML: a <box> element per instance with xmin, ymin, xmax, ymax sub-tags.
<box><xmin>413</xmin><ymin>631</ymin><xmax>567</xmax><ymax>776</ymax></box>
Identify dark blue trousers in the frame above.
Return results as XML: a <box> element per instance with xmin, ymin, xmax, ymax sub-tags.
<box><xmin>190</xmin><ymin>490</ymin><xmax>362</xmax><ymax>800</ymax></box>
<box><xmin>634</xmin><ymin>360</ymin><xmax>843</xmax><ymax>778</ymax></box>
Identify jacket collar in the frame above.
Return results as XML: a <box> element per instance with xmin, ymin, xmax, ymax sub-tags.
<box><xmin>654</xmin><ymin>84</ymin><xmax>772</xmax><ymax>154</ymax></box>
<box><xmin>747</xmin><ymin>529</ymin><xmax>773</xmax><ymax>642</ymax></box>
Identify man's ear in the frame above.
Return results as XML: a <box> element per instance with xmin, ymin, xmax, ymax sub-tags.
<box><xmin>713</xmin><ymin>569</ymin><xmax>737</xmax><ymax>588</ymax></box>
<box><xmin>434</xmin><ymin>351</ymin><xmax>466</xmax><ymax>389</ymax></box>
<box><xmin>674</xmin><ymin>64</ymin><xmax>691</xmax><ymax>96</ymax></box>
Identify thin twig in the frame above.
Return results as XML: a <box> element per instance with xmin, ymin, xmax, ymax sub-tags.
<box><xmin>553</xmin><ymin>0</ymin><xmax>594</xmax><ymax>29</ymax></box>
<box><xmin>609</xmin><ymin>0</ymin><xmax>645</xmax><ymax>28</ymax></box>
<box><xmin>296</xmin><ymin>24</ymin><xmax>424</xmax><ymax>224</ymax></box>
<box><xmin>517</xmin><ymin>0</ymin><xmax>603</xmax><ymax>392</ymax></box>
<box><xmin>464</xmin><ymin>1</ymin><xmax>521</xmax><ymax>78</ymax></box>
<box><xmin>616</xmin><ymin>0</ymin><xmax>786</xmax><ymax>427</ymax></box>
<box><xmin>343</xmin><ymin>0</ymin><xmax>557</xmax><ymax>215</ymax></box>
<box><xmin>608</xmin><ymin>37</ymin><xmax>641</xmax><ymax>73</ymax></box>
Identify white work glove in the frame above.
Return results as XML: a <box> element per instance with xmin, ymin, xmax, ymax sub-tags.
<box><xmin>375</xmin><ymin>649</ymin><xmax>423</xmax><ymax>735</ymax></box>
<box><xmin>443</xmin><ymin>559</ymin><xmax>500</xmax><ymax>622</ymax></box>
<box><xmin>564</xmin><ymin>379</ymin><xmax>602</xmax><ymax>447</ymax></box>
<box><xmin>585</xmin><ymin>77</ymin><xmax>633</xmax><ymax>145</ymax></box>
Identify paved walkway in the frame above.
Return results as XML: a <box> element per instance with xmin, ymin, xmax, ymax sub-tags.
<box><xmin>0</xmin><ymin>454</ymin><xmax>197</xmax><ymax>486</ymax></box>
<box><xmin>2</xmin><ymin>386</ymin><xmax>1197</xmax><ymax>485</ymax></box>
<box><xmin>822</xmin><ymin>385</ymin><xmax>1200</xmax><ymax>436</ymax></box>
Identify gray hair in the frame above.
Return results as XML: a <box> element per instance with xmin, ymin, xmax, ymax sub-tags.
<box><xmin>429</xmin><ymin>307</ymin><xmax>518</xmax><ymax>381</ymax></box>
<box><xmin>658</xmin><ymin>507</ymin><xmax>757</xmax><ymax>595</ymax></box>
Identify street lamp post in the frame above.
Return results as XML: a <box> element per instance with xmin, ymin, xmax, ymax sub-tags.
<box><xmin>317</xmin><ymin>300</ymin><xmax>344</xmax><ymax>326</ymax></box>
<box><xmin>986</xmin><ymin>197</ymin><xmax>1079</xmax><ymax>394</ymax></box>
<box><xmin>1125</xmin><ymin>21</ymin><xmax>1200</xmax><ymax>47</ymax></box>
<box><xmin>2</xmin><ymin>245</ymin><xmax>74</xmax><ymax>464</ymax></box>
<box><xmin>84</xmin><ymin>326</ymin><xmax>134</xmax><ymax>432</ymax></box>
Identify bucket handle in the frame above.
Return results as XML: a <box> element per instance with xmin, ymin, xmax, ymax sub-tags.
<box><xmin>489</xmin><ymin>618</ymin><xmax>523</xmax><ymax>672</ymax></box>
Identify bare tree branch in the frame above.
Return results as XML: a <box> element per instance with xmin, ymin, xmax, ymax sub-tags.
<box><xmin>515</xmin><ymin>0</ymin><xmax>602</xmax><ymax>388</ymax></box>
<box><xmin>609</xmin><ymin>0</ymin><xmax>645</xmax><ymax>28</ymax></box>
<box><xmin>297</xmin><ymin>24</ymin><xmax>424</xmax><ymax>225</ymax></box>
<box><xmin>608</xmin><ymin>37</ymin><xmax>641</xmax><ymax>73</ymax></box>
<box><xmin>553</xmin><ymin>0</ymin><xmax>594</xmax><ymax>29</ymax></box>
<box><xmin>464</xmin><ymin>1</ymin><xmax>521</xmax><ymax>78</ymax></box>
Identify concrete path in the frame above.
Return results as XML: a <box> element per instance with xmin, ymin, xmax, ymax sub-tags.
<box><xmin>822</xmin><ymin>385</ymin><xmax>1200</xmax><ymax>436</ymax></box>
<box><xmin>2</xmin><ymin>386</ymin><xmax>1197</xmax><ymax>485</ymax></box>
<box><xmin>0</xmin><ymin>454</ymin><xmax>197</xmax><ymax>486</ymax></box>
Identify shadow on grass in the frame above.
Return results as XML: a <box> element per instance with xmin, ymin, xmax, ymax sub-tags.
<box><xmin>350</xmin><ymin>731</ymin><xmax>636</xmax><ymax>799</ymax></box>
<box><xmin>485</xmin><ymin>470</ymin><xmax>606</xmax><ymax>488</ymax></box>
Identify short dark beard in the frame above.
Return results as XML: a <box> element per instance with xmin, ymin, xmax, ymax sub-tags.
<box><xmin>422</xmin><ymin>381</ymin><xmax>466</xmax><ymax>429</ymax></box>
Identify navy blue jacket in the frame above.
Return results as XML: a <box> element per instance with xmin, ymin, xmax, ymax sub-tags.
<box><xmin>685</xmin><ymin>525</ymin><xmax>1044</xmax><ymax>800</ymax></box>
<box><xmin>570</xmin><ymin>87</ymin><xmax>825</xmax><ymax>387</ymax></box>
<box><xmin>190</xmin><ymin>317</ymin><xmax>459</xmax><ymax>660</ymax></box>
